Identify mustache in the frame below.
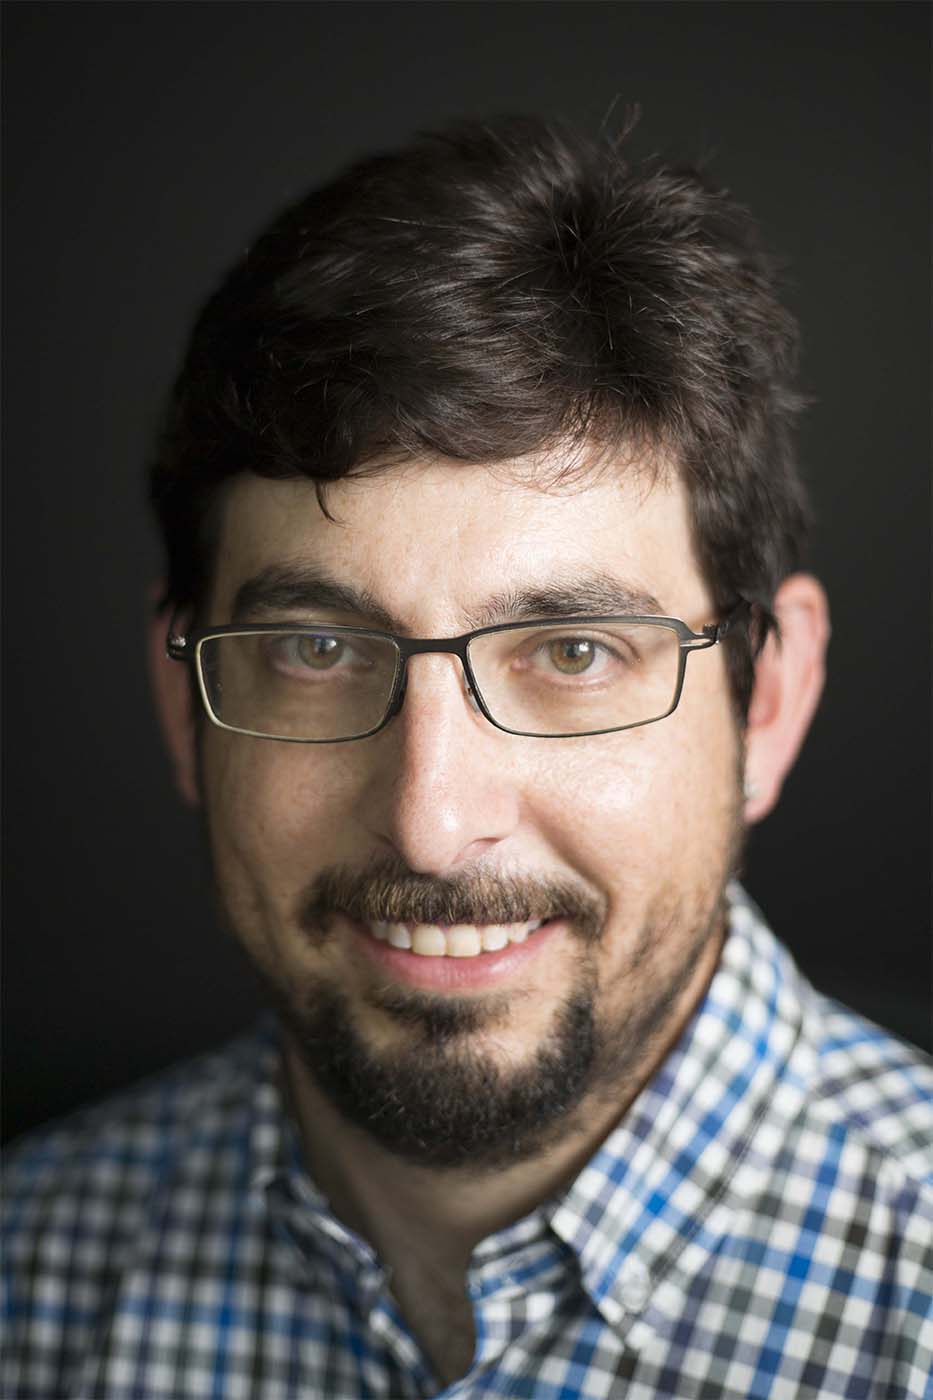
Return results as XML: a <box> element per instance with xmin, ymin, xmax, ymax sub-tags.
<box><xmin>299</xmin><ymin>857</ymin><xmax>606</xmax><ymax>942</ymax></box>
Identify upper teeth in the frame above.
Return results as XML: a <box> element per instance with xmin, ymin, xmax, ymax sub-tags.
<box><xmin>367</xmin><ymin>919</ymin><xmax>545</xmax><ymax>957</ymax></box>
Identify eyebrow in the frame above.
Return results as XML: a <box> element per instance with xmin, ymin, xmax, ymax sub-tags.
<box><xmin>231</xmin><ymin>564</ymin><xmax>666</xmax><ymax>633</ymax></box>
<box><xmin>232</xmin><ymin>566</ymin><xmax>398</xmax><ymax>630</ymax></box>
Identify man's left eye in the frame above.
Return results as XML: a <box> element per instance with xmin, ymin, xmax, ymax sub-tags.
<box><xmin>545</xmin><ymin>639</ymin><xmax>601</xmax><ymax>674</ymax></box>
<box><xmin>524</xmin><ymin>635</ymin><xmax>626</xmax><ymax>679</ymax></box>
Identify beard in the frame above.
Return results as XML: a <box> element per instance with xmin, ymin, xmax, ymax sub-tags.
<box><xmin>252</xmin><ymin>817</ymin><xmax>743</xmax><ymax>1170</ymax></box>
<box><xmin>284</xmin><ymin>977</ymin><xmax>601</xmax><ymax>1170</ymax></box>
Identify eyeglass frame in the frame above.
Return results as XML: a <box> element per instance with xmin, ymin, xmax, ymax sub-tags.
<box><xmin>166</xmin><ymin>599</ymin><xmax>751</xmax><ymax>742</ymax></box>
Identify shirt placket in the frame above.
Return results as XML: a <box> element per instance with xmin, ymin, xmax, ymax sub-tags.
<box><xmin>263</xmin><ymin>1169</ymin><xmax>436</xmax><ymax>1398</ymax></box>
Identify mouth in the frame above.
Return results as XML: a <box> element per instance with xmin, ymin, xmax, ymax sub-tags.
<box><xmin>366</xmin><ymin>918</ymin><xmax>546</xmax><ymax>957</ymax></box>
<box><xmin>346</xmin><ymin>915</ymin><xmax>563</xmax><ymax>991</ymax></box>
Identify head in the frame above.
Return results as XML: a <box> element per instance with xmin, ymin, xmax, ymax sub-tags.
<box><xmin>150</xmin><ymin>116</ymin><xmax>828</xmax><ymax>1170</ymax></box>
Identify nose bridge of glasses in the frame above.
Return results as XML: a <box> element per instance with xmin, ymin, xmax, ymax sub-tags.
<box><xmin>393</xmin><ymin>635</ymin><xmax>478</xmax><ymax>711</ymax></box>
<box><xmin>397</xmin><ymin>633</ymin><xmax>472</xmax><ymax>659</ymax></box>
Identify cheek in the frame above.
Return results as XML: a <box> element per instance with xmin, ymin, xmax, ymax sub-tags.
<box><xmin>202</xmin><ymin>738</ymin><xmax>358</xmax><ymax>916</ymax></box>
<box><xmin>537</xmin><ymin>707</ymin><xmax>739</xmax><ymax>894</ymax></box>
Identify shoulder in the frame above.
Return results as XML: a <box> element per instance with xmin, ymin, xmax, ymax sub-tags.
<box><xmin>1</xmin><ymin>1021</ymin><xmax>282</xmax><ymax>1398</ymax></box>
<box><xmin>781</xmin><ymin>993</ymin><xmax>933</xmax><ymax>1370</ymax></box>
<box><xmin>724</xmin><ymin>888</ymin><xmax>933</xmax><ymax>1237</ymax></box>
<box><xmin>802</xmin><ymin>987</ymin><xmax>933</xmax><ymax>1191</ymax></box>
<box><xmin>2</xmin><ymin>1020</ymin><xmax>277</xmax><ymax>1262</ymax></box>
<box><xmin>714</xmin><ymin>898</ymin><xmax>933</xmax><ymax>1387</ymax></box>
<box><xmin>728</xmin><ymin>888</ymin><xmax>931</xmax><ymax>1181</ymax></box>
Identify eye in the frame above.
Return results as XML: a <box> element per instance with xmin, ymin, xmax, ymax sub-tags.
<box><xmin>268</xmin><ymin>632</ymin><xmax>361</xmax><ymax>675</ymax></box>
<box><xmin>497</xmin><ymin>626</ymin><xmax>641</xmax><ymax>687</ymax></box>
<box><xmin>528</xmin><ymin>634</ymin><xmax>624</xmax><ymax>679</ymax></box>
<box><xmin>544</xmin><ymin>638</ymin><xmax>601</xmax><ymax>674</ymax></box>
<box><xmin>294</xmin><ymin>634</ymin><xmax>347</xmax><ymax>669</ymax></box>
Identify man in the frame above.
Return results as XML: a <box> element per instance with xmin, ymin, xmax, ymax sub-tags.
<box><xmin>3</xmin><ymin>116</ymin><xmax>930</xmax><ymax>1399</ymax></box>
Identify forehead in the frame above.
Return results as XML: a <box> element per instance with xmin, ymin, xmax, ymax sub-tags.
<box><xmin>209</xmin><ymin>456</ymin><xmax>711</xmax><ymax>626</ymax></box>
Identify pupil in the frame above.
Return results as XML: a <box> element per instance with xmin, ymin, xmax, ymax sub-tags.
<box><xmin>550</xmin><ymin>639</ymin><xmax>594</xmax><ymax>674</ymax></box>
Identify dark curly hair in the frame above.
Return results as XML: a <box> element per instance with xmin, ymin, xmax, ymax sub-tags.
<box><xmin>150</xmin><ymin>114</ymin><xmax>810</xmax><ymax>718</ymax></box>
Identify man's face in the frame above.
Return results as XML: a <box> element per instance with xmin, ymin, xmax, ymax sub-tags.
<box><xmin>197</xmin><ymin>457</ymin><xmax>744</xmax><ymax>1168</ymax></box>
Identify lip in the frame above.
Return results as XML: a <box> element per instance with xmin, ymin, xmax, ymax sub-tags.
<box><xmin>347</xmin><ymin>916</ymin><xmax>564</xmax><ymax>991</ymax></box>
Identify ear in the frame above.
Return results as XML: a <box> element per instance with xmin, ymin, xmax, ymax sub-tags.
<box><xmin>147</xmin><ymin>585</ymin><xmax>200</xmax><ymax>807</ymax></box>
<box><xmin>743</xmin><ymin>573</ymin><xmax>830</xmax><ymax>824</ymax></box>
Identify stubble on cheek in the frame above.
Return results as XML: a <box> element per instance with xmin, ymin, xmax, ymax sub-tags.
<box><xmin>200</xmin><ymin>743</ymin><xmax>321</xmax><ymax>999</ymax></box>
<box><xmin>587</xmin><ymin>769</ymin><xmax>744</xmax><ymax>1105</ymax></box>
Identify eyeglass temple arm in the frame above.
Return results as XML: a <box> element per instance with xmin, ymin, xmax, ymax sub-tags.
<box><xmin>696</xmin><ymin>598</ymin><xmax>752</xmax><ymax>647</ymax></box>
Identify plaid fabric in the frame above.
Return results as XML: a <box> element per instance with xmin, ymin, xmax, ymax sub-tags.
<box><xmin>3</xmin><ymin>888</ymin><xmax>932</xmax><ymax>1399</ymax></box>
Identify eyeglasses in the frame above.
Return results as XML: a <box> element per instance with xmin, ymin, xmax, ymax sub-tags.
<box><xmin>166</xmin><ymin>602</ymin><xmax>749</xmax><ymax>743</ymax></box>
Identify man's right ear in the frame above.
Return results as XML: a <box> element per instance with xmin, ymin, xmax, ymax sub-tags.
<box><xmin>148</xmin><ymin>588</ymin><xmax>201</xmax><ymax>807</ymax></box>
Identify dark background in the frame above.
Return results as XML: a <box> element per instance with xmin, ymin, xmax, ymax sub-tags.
<box><xmin>3</xmin><ymin>1</ymin><xmax>930</xmax><ymax>1145</ymax></box>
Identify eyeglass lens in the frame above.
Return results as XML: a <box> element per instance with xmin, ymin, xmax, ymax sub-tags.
<box><xmin>197</xmin><ymin>622</ymin><xmax>682</xmax><ymax>740</ymax></box>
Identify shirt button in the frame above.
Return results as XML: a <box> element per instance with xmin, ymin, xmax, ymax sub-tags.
<box><xmin>619</xmin><ymin>1257</ymin><xmax>651</xmax><ymax>1314</ymax></box>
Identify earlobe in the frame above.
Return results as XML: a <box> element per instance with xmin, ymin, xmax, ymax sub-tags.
<box><xmin>743</xmin><ymin>574</ymin><xmax>830</xmax><ymax>824</ymax></box>
<box><xmin>147</xmin><ymin>588</ymin><xmax>201</xmax><ymax>808</ymax></box>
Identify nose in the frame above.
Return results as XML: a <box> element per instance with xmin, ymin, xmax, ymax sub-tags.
<box><xmin>360</xmin><ymin>653</ymin><xmax>522</xmax><ymax>874</ymax></box>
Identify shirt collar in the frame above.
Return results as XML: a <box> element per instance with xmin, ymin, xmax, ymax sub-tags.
<box><xmin>247</xmin><ymin>1026</ymin><xmax>387</xmax><ymax>1292</ymax></box>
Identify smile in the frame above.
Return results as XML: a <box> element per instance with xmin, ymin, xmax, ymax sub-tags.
<box><xmin>365</xmin><ymin>919</ymin><xmax>545</xmax><ymax>957</ymax></box>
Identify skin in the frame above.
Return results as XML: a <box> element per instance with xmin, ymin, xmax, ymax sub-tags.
<box><xmin>152</xmin><ymin>452</ymin><xmax>829</xmax><ymax>1386</ymax></box>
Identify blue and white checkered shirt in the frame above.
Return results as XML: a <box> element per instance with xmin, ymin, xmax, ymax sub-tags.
<box><xmin>3</xmin><ymin>889</ymin><xmax>932</xmax><ymax>1398</ymax></box>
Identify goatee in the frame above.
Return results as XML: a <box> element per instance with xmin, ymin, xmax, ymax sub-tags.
<box><xmin>261</xmin><ymin>857</ymin><xmax>728</xmax><ymax>1170</ymax></box>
